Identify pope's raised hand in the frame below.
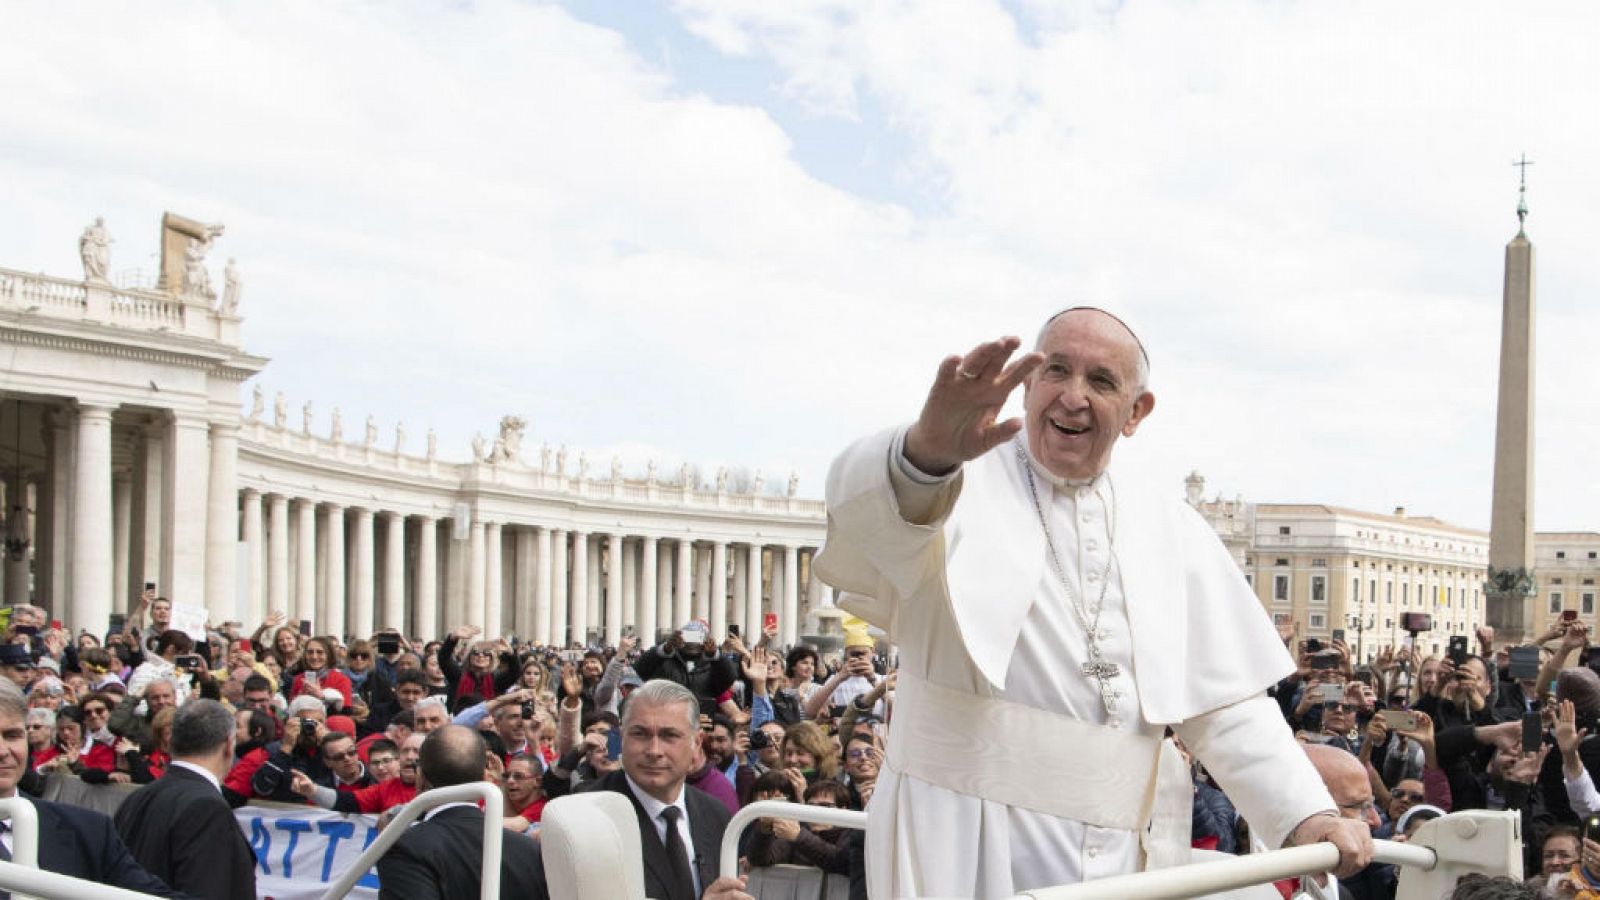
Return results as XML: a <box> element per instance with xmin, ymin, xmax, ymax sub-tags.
<box><xmin>904</xmin><ymin>336</ymin><xmax>1043</xmax><ymax>475</ymax></box>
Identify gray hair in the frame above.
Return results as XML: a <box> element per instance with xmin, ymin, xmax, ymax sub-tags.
<box><xmin>1035</xmin><ymin>307</ymin><xmax>1151</xmax><ymax>394</ymax></box>
<box><xmin>25</xmin><ymin>707</ymin><xmax>54</xmax><ymax>728</ymax></box>
<box><xmin>621</xmin><ymin>679</ymin><xmax>698</xmax><ymax>734</ymax></box>
<box><xmin>0</xmin><ymin>680</ymin><xmax>25</xmax><ymax>722</ymax></box>
<box><xmin>286</xmin><ymin>695</ymin><xmax>325</xmax><ymax>718</ymax></box>
<box><xmin>414</xmin><ymin>696</ymin><xmax>449</xmax><ymax>717</ymax></box>
<box><xmin>170</xmin><ymin>699</ymin><xmax>235</xmax><ymax>757</ymax></box>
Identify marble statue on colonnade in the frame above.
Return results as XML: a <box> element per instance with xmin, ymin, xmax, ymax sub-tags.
<box><xmin>540</xmin><ymin>443</ymin><xmax>552</xmax><ymax>472</ymax></box>
<box><xmin>156</xmin><ymin>211</ymin><xmax>222</xmax><ymax>296</ymax></box>
<box><xmin>274</xmin><ymin>393</ymin><xmax>287</xmax><ymax>429</ymax></box>
<box><xmin>611</xmin><ymin>457</ymin><xmax>622</xmax><ymax>481</ymax></box>
<box><xmin>471</xmin><ymin>433</ymin><xmax>486</xmax><ymax>462</ymax></box>
<box><xmin>557</xmin><ymin>445</ymin><xmax>568</xmax><ymax>475</ymax></box>
<box><xmin>427</xmin><ymin>428</ymin><xmax>437</xmax><ymax>460</ymax></box>
<box><xmin>487</xmin><ymin>416</ymin><xmax>525</xmax><ymax>464</ymax></box>
<box><xmin>577</xmin><ymin>453</ymin><xmax>589</xmax><ymax>478</ymax></box>
<box><xmin>302</xmin><ymin>402</ymin><xmax>313</xmax><ymax>436</ymax></box>
<box><xmin>331</xmin><ymin>408</ymin><xmax>343</xmax><ymax>443</ymax></box>
<box><xmin>647</xmin><ymin>459</ymin><xmax>658</xmax><ymax>483</ymax></box>
<box><xmin>716</xmin><ymin>467</ymin><xmax>728</xmax><ymax>492</ymax></box>
<box><xmin>79</xmin><ymin>217</ymin><xmax>111</xmax><ymax>282</ymax></box>
<box><xmin>249</xmin><ymin>386</ymin><xmax>264</xmax><ymax>422</ymax></box>
<box><xmin>220</xmin><ymin>258</ymin><xmax>242</xmax><ymax>314</ymax></box>
<box><xmin>788</xmin><ymin>471</ymin><xmax>799</xmax><ymax>497</ymax></box>
<box><xmin>364</xmin><ymin>416</ymin><xmax>378</xmax><ymax>447</ymax></box>
<box><xmin>395</xmin><ymin>421</ymin><xmax>406</xmax><ymax>454</ymax></box>
<box><xmin>753</xmin><ymin>470</ymin><xmax>765</xmax><ymax>495</ymax></box>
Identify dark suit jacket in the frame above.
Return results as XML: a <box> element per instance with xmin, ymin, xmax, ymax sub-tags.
<box><xmin>113</xmin><ymin>764</ymin><xmax>255</xmax><ymax>900</ymax></box>
<box><xmin>376</xmin><ymin>805</ymin><xmax>547</xmax><ymax>900</ymax></box>
<box><xmin>13</xmin><ymin>795</ymin><xmax>184</xmax><ymax>899</ymax></box>
<box><xmin>579</xmin><ymin>769</ymin><xmax>731</xmax><ymax>900</ymax></box>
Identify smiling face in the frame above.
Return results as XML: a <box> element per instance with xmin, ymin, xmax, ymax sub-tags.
<box><xmin>0</xmin><ymin>709</ymin><xmax>26</xmax><ymax>797</ymax></box>
<box><xmin>1023</xmin><ymin>310</ymin><xmax>1154</xmax><ymax>482</ymax></box>
<box><xmin>503</xmin><ymin>757</ymin><xmax>541</xmax><ymax>809</ymax></box>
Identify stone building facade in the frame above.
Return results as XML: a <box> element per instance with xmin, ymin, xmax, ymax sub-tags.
<box><xmin>0</xmin><ymin>215</ymin><xmax>827</xmax><ymax>646</ymax></box>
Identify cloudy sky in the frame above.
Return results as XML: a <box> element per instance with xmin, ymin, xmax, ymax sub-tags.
<box><xmin>4</xmin><ymin>1</ymin><xmax>1597</xmax><ymax>532</ymax></box>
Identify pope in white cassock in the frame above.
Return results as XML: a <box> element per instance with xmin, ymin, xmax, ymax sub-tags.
<box><xmin>814</xmin><ymin>309</ymin><xmax>1373</xmax><ymax>898</ymax></box>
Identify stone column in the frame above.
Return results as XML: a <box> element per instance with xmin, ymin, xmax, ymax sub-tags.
<box><xmin>130</xmin><ymin>422</ymin><xmax>163</xmax><ymax>597</ymax></box>
<box><xmin>655</xmin><ymin>542</ymin><xmax>672</xmax><ymax>637</ymax></box>
<box><xmin>112</xmin><ymin>473</ymin><xmax>132</xmax><ymax>613</ymax></box>
<box><xmin>415</xmin><ymin>516</ymin><xmax>438</xmax><ymax>642</ymax></box>
<box><xmin>710</xmin><ymin>542</ymin><xmax>728</xmax><ymax>641</ymax></box>
<box><xmin>586</xmin><ymin>537</ymin><xmax>602</xmax><ymax>631</ymax></box>
<box><xmin>267</xmin><ymin>494</ymin><xmax>290</xmax><ymax>616</ymax></box>
<box><xmin>204</xmin><ymin>422</ymin><xmax>239</xmax><ymax>622</ymax></box>
<box><xmin>567</xmin><ymin>530</ymin><xmax>585</xmax><ymax>646</ymax></box>
<box><xmin>349</xmin><ymin>508</ymin><xmax>375</xmax><ymax>638</ymax></box>
<box><xmin>294</xmin><ymin>499</ymin><xmax>317</xmax><ymax>625</ymax></box>
<box><xmin>44</xmin><ymin>410</ymin><xmax>72</xmax><ymax>609</ymax></box>
<box><xmin>731</xmin><ymin>548</ymin><xmax>748</xmax><ymax>639</ymax></box>
<box><xmin>804</xmin><ymin>550</ymin><xmax>826</xmax><ymax>619</ymax></box>
<box><xmin>383</xmin><ymin>512</ymin><xmax>405</xmax><ymax>631</ymax></box>
<box><xmin>163</xmin><ymin>415</ymin><xmax>210</xmax><ymax>607</ymax></box>
<box><xmin>674</xmin><ymin>539</ymin><xmax>693</xmax><ymax>627</ymax></box>
<box><xmin>621</xmin><ymin>538</ymin><xmax>638</xmax><ymax>630</ymax></box>
<box><xmin>694</xmin><ymin>545</ymin><xmax>711</xmax><ymax>621</ymax></box>
<box><xmin>639</xmin><ymin>537</ymin><xmax>658</xmax><ymax>645</ymax></box>
<box><xmin>70</xmin><ymin>403</ymin><xmax>115</xmax><ymax>632</ymax></box>
<box><xmin>515</xmin><ymin>527</ymin><xmax>536</xmax><ymax>642</ymax></box>
<box><xmin>240</xmin><ymin>490</ymin><xmax>263</xmax><ymax>622</ymax></box>
<box><xmin>484</xmin><ymin>521</ymin><xmax>503</xmax><ymax>637</ymax></box>
<box><xmin>322</xmin><ymin>505</ymin><xmax>346</xmax><ymax>635</ymax></box>
<box><xmin>605</xmin><ymin>533</ymin><xmax>624</xmax><ymax>646</ymax></box>
<box><xmin>782</xmin><ymin>545</ymin><xmax>800</xmax><ymax>645</ymax></box>
<box><xmin>550</xmin><ymin>529</ymin><xmax>569</xmax><ymax>647</ymax></box>
<box><xmin>466</xmin><ymin>519</ymin><xmax>486</xmax><ymax>630</ymax></box>
<box><xmin>4</xmin><ymin>473</ymin><xmax>32</xmax><ymax>606</ymax></box>
<box><xmin>534</xmin><ymin>527</ymin><xmax>553</xmax><ymax>645</ymax></box>
<box><xmin>745</xmin><ymin>543</ymin><xmax>763</xmax><ymax>639</ymax></box>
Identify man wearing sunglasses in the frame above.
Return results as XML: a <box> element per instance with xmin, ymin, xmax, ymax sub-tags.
<box><xmin>321</xmin><ymin>732</ymin><xmax>374</xmax><ymax>792</ymax></box>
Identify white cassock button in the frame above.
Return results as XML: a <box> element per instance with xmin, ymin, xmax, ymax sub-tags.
<box><xmin>1087</xmin><ymin>570</ymin><xmax>1101</xmax><ymax>583</ymax></box>
<box><xmin>1085</xmin><ymin>539</ymin><xmax>1099</xmax><ymax>551</ymax></box>
<box><xmin>1086</xmin><ymin>846</ymin><xmax>1100</xmax><ymax>858</ymax></box>
<box><xmin>1081</xmin><ymin>512</ymin><xmax>1092</xmax><ymax>524</ymax></box>
<box><xmin>1096</xmin><ymin>629</ymin><xmax>1110</xmax><ymax>642</ymax></box>
<box><xmin>1108</xmin><ymin>717</ymin><xmax>1122</xmax><ymax>729</ymax></box>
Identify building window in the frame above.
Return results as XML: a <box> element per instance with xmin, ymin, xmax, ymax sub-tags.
<box><xmin>1245</xmin><ymin>573</ymin><xmax>1253</xmax><ymax>587</ymax></box>
<box><xmin>1279</xmin><ymin>526</ymin><xmax>1291</xmax><ymax>535</ymax></box>
<box><xmin>1590</xmin><ymin>551</ymin><xmax>1597</xmax><ymax>559</ymax></box>
<box><xmin>1352</xmin><ymin>578</ymin><xmax>1360</xmax><ymax>603</ymax></box>
<box><xmin>1586</xmin><ymin>594</ymin><xmax>1596</xmax><ymax>616</ymax></box>
<box><xmin>1386</xmin><ymin>582</ymin><xmax>1393</xmax><ymax>604</ymax></box>
<box><xmin>1551</xmin><ymin>592</ymin><xmax>1564</xmax><ymax>614</ymax></box>
<box><xmin>1555</xmin><ymin>578</ymin><xmax>1565</xmax><ymax>585</ymax></box>
<box><xmin>1370</xmin><ymin>580</ymin><xmax>1377</xmax><ymax>605</ymax></box>
<box><xmin>1311</xmin><ymin>558</ymin><xmax>1327</xmax><ymax>567</ymax></box>
<box><xmin>1402</xmin><ymin>584</ymin><xmax>1409</xmax><ymax>606</ymax></box>
<box><xmin>1558</xmin><ymin>551</ymin><xmax>1567</xmax><ymax>559</ymax></box>
<box><xmin>1385</xmin><ymin>618</ymin><xmax>1393</xmax><ymax>629</ymax></box>
<box><xmin>1275</xmin><ymin>558</ymin><xmax>1289</xmax><ymax>567</ymax></box>
<box><xmin>1310</xmin><ymin>614</ymin><xmax>1327</xmax><ymax>629</ymax></box>
<box><xmin>1311</xmin><ymin>576</ymin><xmax>1327</xmax><ymax>604</ymax></box>
<box><xmin>1274</xmin><ymin>575</ymin><xmax>1290</xmax><ymax>602</ymax></box>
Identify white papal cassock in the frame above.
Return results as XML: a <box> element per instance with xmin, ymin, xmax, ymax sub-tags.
<box><xmin>815</xmin><ymin>427</ymin><xmax>1336</xmax><ymax>899</ymax></box>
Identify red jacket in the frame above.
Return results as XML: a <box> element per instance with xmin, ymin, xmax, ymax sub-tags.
<box><xmin>291</xmin><ymin>669</ymin><xmax>353</xmax><ymax>709</ymax></box>
<box><xmin>348</xmin><ymin>776</ymin><xmax>417</xmax><ymax>814</ymax></box>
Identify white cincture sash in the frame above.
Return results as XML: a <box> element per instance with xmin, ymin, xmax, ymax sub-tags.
<box><xmin>888</xmin><ymin>672</ymin><xmax>1192</xmax><ymax>869</ymax></box>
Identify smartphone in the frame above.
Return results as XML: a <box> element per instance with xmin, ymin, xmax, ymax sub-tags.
<box><xmin>1305</xmin><ymin>638</ymin><xmax>1323</xmax><ymax>654</ymax></box>
<box><xmin>1565</xmin><ymin>610</ymin><xmax>1579</xmax><ymax>623</ymax></box>
<box><xmin>298</xmin><ymin>619</ymin><xmax>312</xmax><ymax>637</ymax></box>
<box><xmin>234</xmin><ymin>639</ymin><xmax>254</xmax><ymax>653</ymax></box>
<box><xmin>1332</xmin><ymin>629</ymin><xmax>1345</xmax><ymax>643</ymax></box>
<box><xmin>1448</xmin><ymin>635</ymin><xmax>1470</xmax><ymax>666</ymax></box>
<box><xmin>1378</xmin><ymin>710</ymin><xmax>1419</xmax><ymax>732</ymax></box>
<box><xmin>108</xmin><ymin>613</ymin><xmax>126</xmax><ymax>634</ymax></box>
<box><xmin>1508</xmin><ymin>645</ymin><xmax>1541</xmax><ymax>680</ymax></box>
<box><xmin>1310</xmin><ymin>653</ymin><xmax>1337</xmax><ymax>671</ymax></box>
<box><xmin>1523</xmin><ymin>711</ymin><xmax>1543</xmax><ymax>753</ymax></box>
<box><xmin>376</xmin><ymin>636</ymin><xmax>400</xmax><ymax>655</ymax></box>
<box><xmin>1318</xmin><ymin>683</ymin><xmax>1344</xmax><ymax>704</ymax></box>
<box><xmin>144</xmin><ymin>581</ymin><xmax>156</xmax><ymax>592</ymax></box>
<box><xmin>49</xmin><ymin>620</ymin><xmax>62</xmax><ymax>631</ymax></box>
<box><xmin>605</xmin><ymin>729</ymin><xmax>623</xmax><ymax>761</ymax></box>
<box><xmin>174</xmin><ymin>654</ymin><xmax>205</xmax><ymax>671</ymax></box>
<box><xmin>13</xmin><ymin>624</ymin><xmax>37</xmax><ymax>637</ymax></box>
<box><xmin>763</xmin><ymin>612</ymin><xmax>778</xmax><ymax>632</ymax></box>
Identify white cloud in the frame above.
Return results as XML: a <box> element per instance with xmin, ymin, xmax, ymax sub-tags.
<box><xmin>2</xmin><ymin>0</ymin><xmax>1598</xmax><ymax>531</ymax></box>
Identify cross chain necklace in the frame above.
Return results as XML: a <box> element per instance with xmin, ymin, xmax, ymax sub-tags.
<box><xmin>1015</xmin><ymin>441</ymin><xmax>1123</xmax><ymax>714</ymax></box>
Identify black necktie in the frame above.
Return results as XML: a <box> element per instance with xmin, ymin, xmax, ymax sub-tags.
<box><xmin>659</xmin><ymin>806</ymin><xmax>696</xmax><ymax>900</ymax></box>
<box><xmin>0</xmin><ymin>819</ymin><xmax>10</xmax><ymax>862</ymax></box>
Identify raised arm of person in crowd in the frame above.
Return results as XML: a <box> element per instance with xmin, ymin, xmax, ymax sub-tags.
<box><xmin>1476</xmin><ymin>625</ymin><xmax>1497</xmax><ymax>658</ymax></box>
<box><xmin>634</xmin><ymin>632</ymin><xmax>678</xmax><ymax>682</ymax></box>
<box><xmin>438</xmin><ymin>627</ymin><xmax>475</xmax><ymax>686</ymax></box>
<box><xmin>805</xmin><ymin>663</ymin><xmax>857</xmax><ymax>721</ymax></box>
<box><xmin>1539</xmin><ymin>622</ymin><xmax>1589</xmax><ymax>694</ymax></box>
<box><xmin>250</xmin><ymin>610</ymin><xmax>286</xmax><ymax>661</ymax></box>
<box><xmin>1394</xmin><ymin>711</ymin><xmax>1451</xmax><ymax>811</ymax></box>
<box><xmin>490</xmin><ymin>637</ymin><xmax>518</xmax><ymax>694</ymax></box>
<box><xmin>454</xmin><ymin>688</ymin><xmax>536</xmax><ymax>729</ymax></box>
<box><xmin>593</xmin><ymin>636</ymin><xmax>635</xmax><ymax>709</ymax></box>
<box><xmin>1360</xmin><ymin>716</ymin><xmax>1391</xmax><ymax>811</ymax></box>
<box><xmin>1555</xmin><ymin>699</ymin><xmax>1600</xmax><ymax>818</ymax></box>
<box><xmin>554</xmin><ymin>664</ymin><xmax>583</xmax><ymax>757</ymax></box>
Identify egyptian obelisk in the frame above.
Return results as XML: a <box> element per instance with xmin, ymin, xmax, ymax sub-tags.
<box><xmin>1485</xmin><ymin>158</ymin><xmax>1537</xmax><ymax>644</ymax></box>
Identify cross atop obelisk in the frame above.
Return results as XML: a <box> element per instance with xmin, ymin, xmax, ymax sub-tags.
<box><xmin>1484</xmin><ymin>158</ymin><xmax>1538</xmax><ymax>643</ymax></box>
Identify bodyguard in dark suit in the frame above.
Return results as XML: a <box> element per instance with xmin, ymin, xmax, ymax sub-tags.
<box><xmin>377</xmin><ymin>725</ymin><xmax>546</xmax><ymax>900</ymax></box>
<box><xmin>0</xmin><ymin>682</ymin><xmax>181</xmax><ymax>898</ymax></box>
<box><xmin>114</xmin><ymin>700</ymin><xmax>256</xmax><ymax>900</ymax></box>
<box><xmin>576</xmin><ymin>679</ymin><xmax>751</xmax><ymax>900</ymax></box>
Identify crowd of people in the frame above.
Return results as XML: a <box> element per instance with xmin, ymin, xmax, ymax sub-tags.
<box><xmin>3</xmin><ymin>582</ymin><xmax>1598</xmax><ymax>899</ymax></box>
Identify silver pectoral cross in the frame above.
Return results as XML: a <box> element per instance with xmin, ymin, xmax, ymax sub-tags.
<box><xmin>1082</xmin><ymin>657</ymin><xmax>1121</xmax><ymax>714</ymax></box>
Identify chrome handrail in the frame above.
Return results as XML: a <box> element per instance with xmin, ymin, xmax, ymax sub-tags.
<box><xmin>0</xmin><ymin>795</ymin><xmax>41</xmax><ymax>868</ymax></box>
<box><xmin>0</xmin><ymin>861</ymin><xmax>169</xmax><ymax>900</ymax></box>
<box><xmin>320</xmin><ymin>782</ymin><xmax>505</xmax><ymax>900</ymax></box>
<box><xmin>719</xmin><ymin>800</ymin><xmax>868</xmax><ymax>881</ymax></box>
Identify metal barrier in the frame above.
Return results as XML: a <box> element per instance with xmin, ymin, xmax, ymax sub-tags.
<box><xmin>321</xmin><ymin>781</ymin><xmax>505</xmax><ymax>900</ymax></box>
<box><xmin>0</xmin><ymin>861</ymin><xmax>165</xmax><ymax>900</ymax></box>
<box><xmin>720</xmin><ymin>802</ymin><xmax>1528</xmax><ymax>900</ymax></box>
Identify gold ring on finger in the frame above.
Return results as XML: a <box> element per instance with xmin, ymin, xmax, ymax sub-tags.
<box><xmin>957</xmin><ymin>368</ymin><xmax>979</xmax><ymax>380</ymax></box>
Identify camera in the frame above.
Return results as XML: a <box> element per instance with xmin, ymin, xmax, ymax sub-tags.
<box><xmin>251</xmin><ymin>759</ymin><xmax>287</xmax><ymax>795</ymax></box>
<box><xmin>521</xmin><ymin>702</ymin><xmax>535</xmax><ymax>720</ymax></box>
<box><xmin>749</xmin><ymin>730</ymin><xmax>771</xmax><ymax>750</ymax></box>
<box><xmin>376</xmin><ymin>636</ymin><xmax>401</xmax><ymax>655</ymax></box>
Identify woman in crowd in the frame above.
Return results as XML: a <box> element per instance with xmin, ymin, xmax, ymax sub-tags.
<box><xmin>290</xmin><ymin>636</ymin><xmax>353</xmax><ymax>709</ymax></box>
<box><xmin>438</xmin><ymin>627</ymin><xmax>516</xmax><ymax>702</ymax></box>
<box><xmin>781</xmin><ymin>720</ymin><xmax>839</xmax><ymax>788</ymax></box>
<box><xmin>35</xmin><ymin>705</ymin><xmax>86</xmax><ymax>773</ymax></box>
<box><xmin>344</xmin><ymin>638</ymin><xmax>395</xmax><ymax>710</ymax></box>
<box><xmin>24</xmin><ymin>708</ymin><xmax>54</xmax><ymax>759</ymax></box>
